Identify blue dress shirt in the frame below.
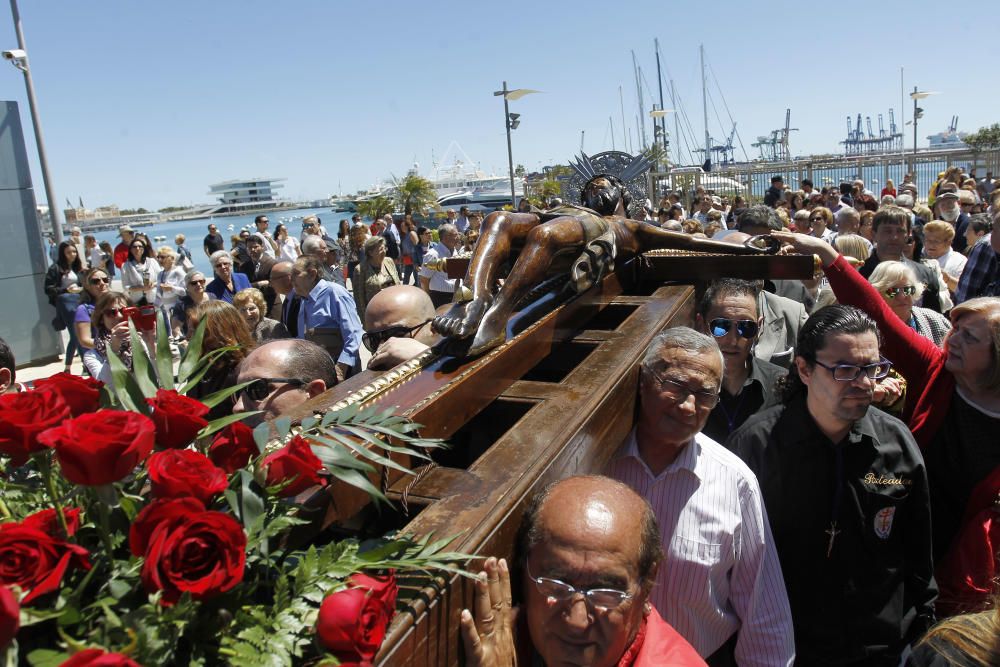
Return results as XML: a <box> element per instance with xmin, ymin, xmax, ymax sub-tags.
<box><xmin>206</xmin><ymin>272</ymin><xmax>251</xmax><ymax>303</ymax></box>
<box><xmin>297</xmin><ymin>279</ymin><xmax>363</xmax><ymax>367</ymax></box>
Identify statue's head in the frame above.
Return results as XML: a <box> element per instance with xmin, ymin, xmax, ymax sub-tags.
<box><xmin>581</xmin><ymin>174</ymin><xmax>631</xmax><ymax>216</ymax></box>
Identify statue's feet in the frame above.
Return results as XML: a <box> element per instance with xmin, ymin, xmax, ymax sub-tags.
<box><xmin>432</xmin><ymin>296</ymin><xmax>492</xmax><ymax>339</ymax></box>
<box><xmin>467</xmin><ymin>307</ymin><xmax>508</xmax><ymax>356</ymax></box>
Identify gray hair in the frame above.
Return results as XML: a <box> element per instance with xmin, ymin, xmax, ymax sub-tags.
<box><xmin>185</xmin><ymin>271</ymin><xmax>206</xmax><ymax>285</ymax></box>
<box><xmin>835</xmin><ymin>207</ymin><xmax>860</xmax><ymax>227</ymax></box>
<box><xmin>880</xmin><ymin>195</ymin><xmax>896</xmax><ymax>206</ymax></box>
<box><xmin>209</xmin><ymin>250</ymin><xmax>232</xmax><ymax>268</ymax></box>
<box><xmin>869</xmin><ymin>261</ymin><xmax>925</xmax><ymax>300</ymax></box>
<box><xmin>640</xmin><ymin>326</ymin><xmax>724</xmax><ymax>382</ymax></box>
<box><xmin>301</xmin><ymin>235</ymin><xmax>327</xmax><ymax>255</ymax></box>
<box><xmin>895</xmin><ymin>193</ymin><xmax>914</xmax><ymax>209</ymax></box>
<box><xmin>438</xmin><ymin>223</ymin><xmax>458</xmax><ymax>238</ymax></box>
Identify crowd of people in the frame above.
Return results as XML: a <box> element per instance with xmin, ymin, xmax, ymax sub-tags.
<box><xmin>22</xmin><ymin>166</ymin><xmax>1000</xmax><ymax>665</ymax></box>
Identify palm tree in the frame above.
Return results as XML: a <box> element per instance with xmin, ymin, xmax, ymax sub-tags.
<box><xmin>394</xmin><ymin>174</ymin><xmax>438</xmax><ymax>216</ymax></box>
<box><xmin>355</xmin><ymin>195</ymin><xmax>394</xmax><ymax>221</ymax></box>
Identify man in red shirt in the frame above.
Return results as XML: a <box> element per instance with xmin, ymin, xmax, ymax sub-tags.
<box><xmin>461</xmin><ymin>475</ymin><xmax>706</xmax><ymax>666</ymax></box>
<box><xmin>113</xmin><ymin>225</ymin><xmax>134</xmax><ymax>269</ymax></box>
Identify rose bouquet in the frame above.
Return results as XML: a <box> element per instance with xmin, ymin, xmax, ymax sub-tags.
<box><xmin>0</xmin><ymin>316</ymin><xmax>469</xmax><ymax>665</ymax></box>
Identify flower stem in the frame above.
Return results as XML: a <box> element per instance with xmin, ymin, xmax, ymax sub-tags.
<box><xmin>36</xmin><ymin>453</ymin><xmax>70</xmax><ymax>538</ymax></box>
<box><xmin>92</xmin><ymin>490</ymin><xmax>117</xmax><ymax>560</ymax></box>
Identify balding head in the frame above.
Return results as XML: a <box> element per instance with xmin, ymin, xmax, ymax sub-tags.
<box><xmin>364</xmin><ymin>285</ymin><xmax>437</xmax><ymax>344</ymax></box>
<box><xmin>270</xmin><ymin>261</ymin><xmax>294</xmax><ymax>296</ymax></box>
<box><xmin>233</xmin><ymin>339</ymin><xmax>337</xmax><ymax>425</ymax></box>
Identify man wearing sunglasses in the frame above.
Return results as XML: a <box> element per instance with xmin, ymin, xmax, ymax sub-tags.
<box><xmin>727</xmin><ymin>305</ymin><xmax>935</xmax><ymax>664</ymax></box>
<box><xmin>696</xmin><ymin>280</ymin><xmax>786</xmax><ymax>444</ymax></box>
<box><xmin>606</xmin><ymin>328</ymin><xmax>794</xmax><ymax>666</ymax></box>
<box><xmin>461</xmin><ymin>476</ymin><xmax>705</xmax><ymax>666</ymax></box>
<box><xmin>232</xmin><ymin>339</ymin><xmax>338</xmax><ymax>426</ymax></box>
<box><xmin>363</xmin><ymin>285</ymin><xmax>439</xmax><ymax>371</ymax></box>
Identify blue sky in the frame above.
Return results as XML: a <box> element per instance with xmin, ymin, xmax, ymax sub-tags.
<box><xmin>3</xmin><ymin>0</ymin><xmax>997</xmax><ymax>210</ymax></box>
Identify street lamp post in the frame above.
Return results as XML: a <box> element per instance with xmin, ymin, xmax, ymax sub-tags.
<box><xmin>650</xmin><ymin>107</ymin><xmax>676</xmax><ymax>172</ymax></box>
<box><xmin>6</xmin><ymin>0</ymin><xmax>63</xmax><ymax>242</ymax></box>
<box><xmin>909</xmin><ymin>86</ymin><xmax>940</xmax><ymax>160</ymax></box>
<box><xmin>494</xmin><ymin>82</ymin><xmax>539</xmax><ymax>207</ymax></box>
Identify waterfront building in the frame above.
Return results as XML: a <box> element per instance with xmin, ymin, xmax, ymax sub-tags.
<box><xmin>207</xmin><ymin>177</ymin><xmax>286</xmax><ymax>213</ymax></box>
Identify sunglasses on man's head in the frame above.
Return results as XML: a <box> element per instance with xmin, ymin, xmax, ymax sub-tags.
<box><xmin>708</xmin><ymin>318</ymin><xmax>760</xmax><ymax>339</ymax></box>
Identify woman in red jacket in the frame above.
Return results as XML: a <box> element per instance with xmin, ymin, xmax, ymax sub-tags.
<box><xmin>773</xmin><ymin>221</ymin><xmax>1000</xmax><ymax>615</ymax></box>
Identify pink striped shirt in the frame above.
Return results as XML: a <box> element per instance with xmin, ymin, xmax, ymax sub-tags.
<box><xmin>606</xmin><ymin>429</ymin><xmax>794</xmax><ymax>667</ymax></box>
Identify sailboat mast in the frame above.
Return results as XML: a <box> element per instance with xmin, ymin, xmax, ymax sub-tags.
<box><xmin>619</xmin><ymin>85</ymin><xmax>628</xmax><ymax>153</ymax></box>
<box><xmin>670</xmin><ymin>79</ymin><xmax>680</xmax><ymax>165</ymax></box>
<box><xmin>655</xmin><ymin>38</ymin><xmax>666</xmax><ymax>163</ymax></box>
<box><xmin>632</xmin><ymin>51</ymin><xmax>646</xmax><ymax>150</ymax></box>
<box><xmin>700</xmin><ymin>44</ymin><xmax>710</xmax><ymax>164</ymax></box>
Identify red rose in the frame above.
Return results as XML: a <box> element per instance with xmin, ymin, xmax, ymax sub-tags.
<box><xmin>208</xmin><ymin>422</ymin><xmax>258</xmax><ymax>473</ymax></box>
<box><xmin>0</xmin><ymin>518</ymin><xmax>91</xmax><ymax>605</ymax></box>
<box><xmin>33</xmin><ymin>373</ymin><xmax>103</xmax><ymax>417</ymax></box>
<box><xmin>22</xmin><ymin>507</ymin><xmax>83</xmax><ymax>538</ymax></box>
<box><xmin>38</xmin><ymin>411</ymin><xmax>155</xmax><ymax>486</ymax></box>
<box><xmin>145</xmin><ymin>390</ymin><xmax>210</xmax><ymax>449</ymax></box>
<box><xmin>316</xmin><ymin>573</ymin><xmax>398</xmax><ymax>661</ymax></box>
<box><xmin>0</xmin><ymin>390</ymin><xmax>71</xmax><ymax>466</ymax></box>
<box><xmin>0</xmin><ymin>586</ymin><xmax>18</xmax><ymax>650</ymax></box>
<box><xmin>147</xmin><ymin>450</ymin><xmax>227</xmax><ymax>504</ymax></box>
<box><xmin>129</xmin><ymin>498</ymin><xmax>245</xmax><ymax>605</ymax></box>
<box><xmin>261</xmin><ymin>436</ymin><xmax>327</xmax><ymax>497</ymax></box>
<box><xmin>349</xmin><ymin>571</ymin><xmax>398</xmax><ymax>609</ymax></box>
<box><xmin>60</xmin><ymin>648</ymin><xmax>141</xmax><ymax>666</ymax></box>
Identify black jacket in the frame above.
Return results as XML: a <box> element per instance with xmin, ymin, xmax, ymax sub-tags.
<box><xmin>726</xmin><ymin>396</ymin><xmax>937</xmax><ymax>666</ymax></box>
<box><xmin>703</xmin><ymin>356</ymin><xmax>786</xmax><ymax>444</ymax></box>
<box><xmin>43</xmin><ymin>263</ymin><xmax>80</xmax><ymax>307</ymax></box>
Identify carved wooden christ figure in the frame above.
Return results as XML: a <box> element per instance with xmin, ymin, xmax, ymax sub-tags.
<box><xmin>433</xmin><ymin>174</ymin><xmax>771</xmax><ymax>355</ymax></box>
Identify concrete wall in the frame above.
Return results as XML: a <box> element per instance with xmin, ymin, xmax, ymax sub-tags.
<box><xmin>0</xmin><ymin>100</ymin><xmax>62</xmax><ymax>366</ymax></box>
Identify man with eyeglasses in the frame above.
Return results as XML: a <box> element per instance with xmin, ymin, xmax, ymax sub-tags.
<box><xmin>363</xmin><ymin>285</ymin><xmax>439</xmax><ymax>371</ymax></box>
<box><xmin>726</xmin><ymin>305</ymin><xmax>935</xmax><ymax>664</ymax></box>
<box><xmin>696</xmin><ymin>280</ymin><xmax>786</xmax><ymax>444</ymax></box>
<box><xmin>232</xmin><ymin>339</ymin><xmax>338</xmax><ymax>426</ymax></box>
<box><xmin>606</xmin><ymin>327</ymin><xmax>794</xmax><ymax>666</ymax></box>
<box><xmin>461</xmin><ymin>475</ymin><xmax>706</xmax><ymax>666</ymax></box>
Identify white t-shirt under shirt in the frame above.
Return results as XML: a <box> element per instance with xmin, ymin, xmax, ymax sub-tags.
<box><xmin>933</xmin><ymin>249</ymin><xmax>967</xmax><ymax>281</ymax></box>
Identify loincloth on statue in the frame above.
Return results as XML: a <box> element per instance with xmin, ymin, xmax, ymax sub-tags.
<box><xmin>539</xmin><ymin>204</ymin><xmax>617</xmax><ymax>293</ymax></box>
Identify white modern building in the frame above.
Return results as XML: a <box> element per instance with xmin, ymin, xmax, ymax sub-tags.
<box><xmin>206</xmin><ymin>177</ymin><xmax>286</xmax><ymax>213</ymax></box>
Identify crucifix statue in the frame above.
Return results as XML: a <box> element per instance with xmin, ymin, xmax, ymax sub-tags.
<box><xmin>433</xmin><ymin>153</ymin><xmax>775</xmax><ymax>356</ymax></box>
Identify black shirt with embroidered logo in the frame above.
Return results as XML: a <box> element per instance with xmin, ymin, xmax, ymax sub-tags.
<box><xmin>725</xmin><ymin>394</ymin><xmax>936</xmax><ymax>666</ymax></box>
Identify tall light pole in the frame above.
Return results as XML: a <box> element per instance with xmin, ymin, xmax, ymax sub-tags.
<box><xmin>494</xmin><ymin>82</ymin><xmax>539</xmax><ymax>207</ymax></box>
<box><xmin>6</xmin><ymin>0</ymin><xmax>63</xmax><ymax>242</ymax></box>
<box><xmin>650</xmin><ymin>107</ymin><xmax>676</xmax><ymax>171</ymax></box>
<box><xmin>909</xmin><ymin>87</ymin><xmax>940</xmax><ymax>159</ymax></box>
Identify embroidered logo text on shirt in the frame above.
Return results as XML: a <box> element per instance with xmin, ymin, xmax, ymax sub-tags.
<box><xmin>863</xmin><ymin>472</ymin><xmax>912</xmax><ymax>486</ymax></box>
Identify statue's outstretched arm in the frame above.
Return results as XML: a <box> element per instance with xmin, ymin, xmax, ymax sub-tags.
<box><xmin>629</xmin><ymin>221</ymin><xmax>767</xmax><ymax>256</ymax></box>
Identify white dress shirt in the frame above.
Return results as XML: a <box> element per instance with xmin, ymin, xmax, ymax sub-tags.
<box><xmin>606</xmin><ymin>429</ymin><xmax>794</xmax><ymax>667</ymax></box>
<box><xmin>418</xmin><ymin>241</ymin><xmax>456</xmax><ymax>293</ymax></box>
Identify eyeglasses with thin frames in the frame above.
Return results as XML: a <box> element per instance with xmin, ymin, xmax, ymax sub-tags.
<box><xmin>653</xmin><ymin>374</ymin><xmax>721</xmax><ymax>409</ymax></box>
<box><xmin>813</xmin><ymin>357</ymin><xmax>892</xmax><ymax>382</ymax></box>
<box><xmin>526</xmin><ymin>564</ymin><xmax>633</xmax><ymax>612</ymax></box>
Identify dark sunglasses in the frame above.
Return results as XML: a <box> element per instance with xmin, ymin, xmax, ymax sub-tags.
<box><xmin>130</xmin><ymin>244</ymin><xmax>145</xmax><ymax>249</ymax></box>
<box><xmin>709</xmin><ymin>318</ymin><xmax>760</xmax><ymax>339</ymax></box>
<box><xmin>362</xmin><ymin>320</ymin><xmax>431</xmax><ymax>352</ymax></box>
<box><xmin>809</xmin><ymin>216</ymin><xmax>823</xmax><ymax>222</ymax></box>
<box><xmin>884</xmin><ymin>285</ymin><xmax>917</xmax><ymax>298</ymax></box>
<box><xmin>89</xmin><ymin>277</ymin><xmax>110</xmax><ymax>284</ymax></box>
<box><xmin>188</xmin><ymin>279</ymin><xmax>206</xmax><ymax>286</ymax></box>
<box><xmin>105</xmin><ymin>307</ymin><xmax>127</xmax><ymax>317</ymax></box>
<box><xmin>239</xmin><ymin>377</ymin><xmax>306</xmax><ymax>402</ymax></box>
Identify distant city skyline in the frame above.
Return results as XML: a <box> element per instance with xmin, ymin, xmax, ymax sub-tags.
<box><xmin>3</xmin><ymin>0</ymin><xmax>996</xmax><ymax>209</ymax></box>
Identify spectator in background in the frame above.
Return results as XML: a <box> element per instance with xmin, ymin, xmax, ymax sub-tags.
<box><xmin>186</xmin><ymin>300</ymin><xmax>254</xmax><ymax>419</ymax></box>
<box><xmin>274</xmin><ymin>223</ymin><xmax>300</xmax><ymax>263</ymax></box>
<box><xmin>347</xmin><ymin>223</ymin><xmax>368</xmax><ymax>281</ymax></box>
<box><xmin>869</xmin><ymin>261</ymin><xmax>952</xmax><ymax>347</ymax></box>
<box><xmin>44</xmin><ymin>240</ymin><xmax>84</xmax><ymax>374</ymax></box>
<box><xmin>99</xmin><ymin>241</ymin><xmax>116</xmax><ymax>279</ymax></box>
<box><xmin>858</xmin><ymin>210</ymin><xmax>875</xmax><ymax>242</ymax></box>
<box><xmin>88</xmin><ymin>291</ymin><xmax>156</xmax><ymax>386</ymax></box>
<box><xmin>413</xmin><ymin>226</ymin><xmax>432</xmax><ymax>272</ymax></box>
<box><xmin>270</xmin><ymin>261</ymin><xmax>298</xmax><ymax>337</ymax></box>
<box><xmin>244</xmin><ymin>234</ymin><xmax>278</xmax><ymax>313</ymax></box>
<box><xmin>203</xmin><ymin>223</ymin><xmax>224</xmax><ymax>258</ymax></box>
<box><xmin>154</xmin><ymin>246</ymin><xmax>187</xmax><ymax>311</ymax></box>
<box><xmin>175</xmin><ymin>234</ymin><xmax>193</xmax><ymax>267</ymax></box>
<box><xmin>121</xmin><ymin>235</ymin><xmax>160</xmax><ymax>305</ymax></box>
<box><xmin>69</xmin><ymin>226</ymin><xmax>87</xmax><ymax>268</ymax></box>
<box><xmin>420</xmin><ymin>223</ymin><xmax>462</xmax><ymax>308</ymax></box>
<box><xmin>399</xmin><ymin>214</ymin><xmax>419</xmax><ymax>286</ymax></box>
<box><xmin>808</xmin><ymin>206</ymin><xmax>835</xmax><ymax>242</ymax></box>
<box><xmin>922</xmin><ymin>221</ymin><xmax>967</xmax><ymax>295</ymax></box>
<box><xmin>934</xmin><ymin>191</ymin><xmax>968</xmax><ymax>253</ymax></box>
<box><xmin>75</xmin><ymin>267</ymin><xmax>111</xmax><ymax>362</ymax></box>
<box><xmin>206</xmin><ymin>250</ymin><xmax>250</xmax><ymax>304</ymax></box>
<box><xmin>291</xmin><ymin>254</ymin><xmax>363</xmax><ymax>382</ymax></box>
<box><xmin>84</xmin><ymin>235</ymin><xmax>103</xmax><ymax>271</ymax></box>
<box><xmin>764</xmin><ymin>175</ymin><xmax>784</xmax><ymax>207</ymax></box>
<box><xmin>301</xmin><ymin>234</ymin><xmax>346</xmax><ymax>288</ymax></box>
<box><xmin>233</xmin><ymin>287</ymin><xmax>288</xmax><ymax>343</ymax></box>
<box><xmin>881</xmin><ymin>178</ymin><xmax>897</xmax><ymax>198</ymax></box>
<box><xmin>955</xmin><ymin>213</ymin><xmax>997</xmax><ymax>304</ymax></box>
<box><xmin>352</xmin><ymin>235</ymin><xmax>401</xmax><ymax>321</ymax></box>
<box><xmin>171</xmin><ymin>270</ymin><xmax>211</xmax><ymax>340</ymax></box>
<box><xmin>964</xmin><ymin>214</ymin><xmax>994</xmax><ymax>252</ymax></box>
<box><xmin>253</xmin><ymin>215</ymin><xmax>280</xmax><ymax>258</ymax></box>
<box><xmin>114</xmin><ymin>225</ymin><xmax>134</xmax><ymax>269</ymax></box>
